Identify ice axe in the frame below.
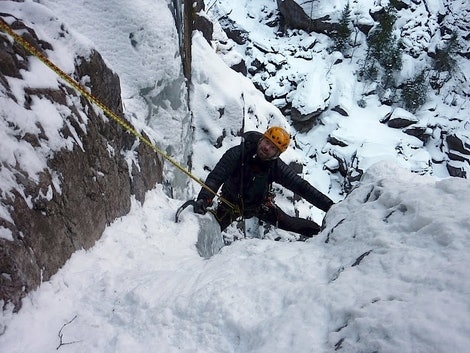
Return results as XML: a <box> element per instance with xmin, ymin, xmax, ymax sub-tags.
<box><xmin>174</xmin><ymin>200</ymin><xmax>198</xmax><ymax>223</ymax></box>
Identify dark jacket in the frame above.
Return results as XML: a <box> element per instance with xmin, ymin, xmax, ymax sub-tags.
<box><xmin>198</xmin><ymin>131</ymin><xmax>334</xmax><ymax>212</ymax></box>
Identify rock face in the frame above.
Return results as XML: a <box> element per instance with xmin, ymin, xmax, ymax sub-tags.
<box><xmin>277</xmin><ymin>0</ymin><xmax>338</xmax><ymax>34</ymax></box>
<box><xmin>446</xmin><ymin>133</ymin><xmax>470</xmax><ymax>178</ymax></box>
<box><xmin>0</xmin><ymin>17</ymin><xmax>163</xmax><ymax>311</ymax></box>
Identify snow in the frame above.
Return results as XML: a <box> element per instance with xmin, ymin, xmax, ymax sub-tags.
<box><xmin>1</xmin><ymin>0</ymin><xmax>470</xmax><ymax>352</ymax></box>
<box><xmin>1</xmin><ymin>163</ymin><xmax>469</xmax><ymax>352</ymax></box>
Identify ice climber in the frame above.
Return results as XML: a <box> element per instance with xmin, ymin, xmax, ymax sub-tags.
<box><xmin>193</xmin><ymin>126</ymin><xmax>334</xmax><ymax>240</ymax></box>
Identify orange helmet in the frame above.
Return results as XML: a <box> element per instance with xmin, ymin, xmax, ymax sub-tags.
<box><xmin>263</xmin><ymin>126</ymin><xmax>290</xmax><ymax>152</ymax></box>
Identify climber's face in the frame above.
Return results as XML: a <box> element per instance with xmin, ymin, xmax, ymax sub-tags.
<box><xmin>257</xmin><ymin>137</ymin><xmax>280</xmax><ymax>160</ymax></box>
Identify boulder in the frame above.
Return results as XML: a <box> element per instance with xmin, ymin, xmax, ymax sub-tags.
<box><xmin>277</xmin><ymin>0</ymin><xmax>339</xmax><ymax>35</ymax></box>
<box><xmin>193</xmin><ymin>13</ymin><xmax>213</xmax><ymax>44</ymax></box>
<box><xmin>446</xmin><ymin>133</ymin><xmax>470</xmax><ymax>156</ymax></box>
<box><xmin>218</xmin><ymin>16</ymin><xmax>249</xmax><ymax>45</ymax></box>
<box><xmin>403</xmin><ymin>126</ymin><xmax>432</xmax><ymax>142</ymax></box>
<box><xmin>380</xmin><ymin>108</ymin><xmax>419</xmax><ymax>128</ymax></box>
<box><xmin>446</xmin><ymin>161</ymin><xmax>467</xmax><ymax>178</ymax></box>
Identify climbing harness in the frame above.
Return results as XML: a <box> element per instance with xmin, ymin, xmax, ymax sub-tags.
<box><xmin>0</xmin><ymin>17</ymin><xmax>238</xmax><ymax>212</ymax></box>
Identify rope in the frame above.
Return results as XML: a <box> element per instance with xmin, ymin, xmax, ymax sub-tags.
<box><xmin>0</xmin><ymin>17</ymin><xmax>238</xmax><ymax>211</ymax></box>
<box><xmin>239</xmin><ymin>93</ymin><xmax>247</xmax><ymax>237</ymax></box>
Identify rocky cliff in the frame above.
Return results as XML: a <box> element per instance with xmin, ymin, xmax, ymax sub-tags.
<box><xmin>0</xmin><ymin>14</ymin><xmax>162</xmax><ymax>311</ymax></box>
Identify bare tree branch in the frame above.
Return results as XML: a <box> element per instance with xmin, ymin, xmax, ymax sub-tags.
<box><xmin>56</xmin><ymin>315</ymin><xmax>81</xmax><ymax>350</ymax></box>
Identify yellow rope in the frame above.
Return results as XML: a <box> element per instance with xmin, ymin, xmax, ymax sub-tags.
<box><xmin>0</xmin><ymin>18</ymin><xmax>237</xmax><ymax>210</ymax></box>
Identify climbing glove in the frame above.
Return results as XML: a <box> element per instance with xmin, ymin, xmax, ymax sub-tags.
<box><xmin>193</xmin><ymin>198</ymin><xmax>212</xmax><ymax>215</ymax></box>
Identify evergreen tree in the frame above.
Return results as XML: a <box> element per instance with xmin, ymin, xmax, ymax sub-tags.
<box><xmin>367</xmin><ymin>5</ymin><xmax>402</xmax><ymax>87</ymax></box>
<box><xmin>430</xmin><ymin>31</ymin><xmax>460</xmax><ymax>91</ymax></box>
<box><xmin>432</xmin><ymin>31</ymin><xmax>459</xmax><ymax>73</ymax></box>
<box><xmin>360</xmin><ymin>5</ymin><xmax>403</xmax><ymax>98</ymax></box>
<box><xmin>332</xmin><ymin>2</ymin><xmax>352</xmax><ymax>53</ymax></box>
<box><xmin>401</xmin><ymin>70</ymin><xmax>428</xmax><ymax>112</ymax></box>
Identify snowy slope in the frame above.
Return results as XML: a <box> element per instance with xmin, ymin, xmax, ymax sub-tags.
<box><xmin>1</xmin><ymin>163</ymin><xmax>469</xmax><ymax>353</ymax></box>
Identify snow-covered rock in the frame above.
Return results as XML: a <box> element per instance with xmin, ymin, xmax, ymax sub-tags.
<box><xmin>0</xmin><ymin>2</ymin><xmax>162</xmax><ymax>310</ymax></box>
